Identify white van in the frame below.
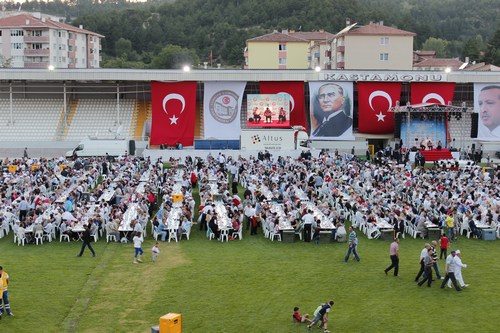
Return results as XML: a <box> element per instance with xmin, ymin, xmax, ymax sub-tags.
<box><xmin>65</xmin><ymin>139</ymin><xmax>132</xmax><ymax>158</ymax></box>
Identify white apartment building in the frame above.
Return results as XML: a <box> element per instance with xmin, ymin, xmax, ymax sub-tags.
<box><xmin>331</xmin><ymin>21</ymin><xmax>415</xmax><ymax>70</ymax></box>
<box><xmin>0</xmin><ymin>13</ymin><xmax>103</xmax><ymax>69</ymax></box>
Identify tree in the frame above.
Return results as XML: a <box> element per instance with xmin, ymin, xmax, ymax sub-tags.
<box><xmin>484</xmin><ymin>26</ymin><xmax>500</xmax><ymax>66</ymax></box>
<box><xmin>421</xmin><ymin>37</ymin><xmax>449</xmax><ymax>58</ymax></box>
<box><xmin>0</xmin><ymin>55</ymin><xmax>12</xmax><ymax>68</ymax></box>
<box><xmin>151</xmin><ymin>45</ymin><xmax>200</xmax><ymax>69</ymax></box>
<box><xmin>463</xmin><ymin>35</ymin><xmax>485</xmax><ymax>62</ymax></box>
<box><xmin>114</xmin><ymin>38</ymin><xmax>133</xmax><ymax>60</ymax></box>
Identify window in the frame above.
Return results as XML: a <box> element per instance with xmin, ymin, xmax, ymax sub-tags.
<box><xmin>33</xmin><ymin>30</ymin><xmax>42</xmax><ymax>37</ymax></box>
<box><xmin>279</xmin><ymin>58</ymin><xmax>286</xmax><ymax>65</ymax></box>
<box><xmin>10</xmin><ymin>30</ymin><xmax>24</xmax><ymax>36</ymax></box>
<box><xmin>0</xmin><ymin>31</ymin><xmax>2</xmax><ymax>37</ymax></box>
<box><xmin>32</xmin><ymin>43</ymin><xmax>43</xmax><ymax>50</ymax></box>
<box><xmin>380</xmin><ymin>37</ymin><xmax>389</xmax><ymax>45</ymax></box>
<box><xmin>11</xmin><ymin>43</ymin><xmax>23</xmax><ymax>49</ymax></box>
<box><xmin>279</xmin><ymin>43</ymin><xmax>286</xmax><ymax>51</ymax></box>
<box><xmin>59</xmin><ymin>44</ymin><xmax>66</xmax><ymax>50</ymax></box>
<box><xmin>379</xmin><ymin>53</ymin><xmax>389</xmax><ymax>61</ymax></box>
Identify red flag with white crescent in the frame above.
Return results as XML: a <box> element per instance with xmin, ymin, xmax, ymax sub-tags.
<box><xmin>357</xmin><ymin>82</ymin><xmax>402</xmax><ymax>134</ymax></box>
<box><xmin>410</xmin><ymin>82</ymin><xmax>456</xmax><ymax>105</ymax></box>
<box><xmin>150</xmin><ymin>81</ymin><xmax>197</xmax><ymax>146</ymax></box>
<box><xmin>260</xmin><ymin>81</ymin><xmax>306</xmax><ymax>128</ymax></box>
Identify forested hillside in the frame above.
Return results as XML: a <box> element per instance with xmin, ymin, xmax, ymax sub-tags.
<box><xmin>5</xmin><ymin>0</ymin><xmax>500</xmax><ymax>68</ymax></box>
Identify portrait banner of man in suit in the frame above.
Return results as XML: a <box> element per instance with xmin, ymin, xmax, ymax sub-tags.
<box><xmin>309</xmin><ymin>81</ymin><xmax>354</xmax><ymax>140</ymax></box>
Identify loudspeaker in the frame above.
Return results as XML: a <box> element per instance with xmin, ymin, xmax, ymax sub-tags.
<box><xmin>471</xmin><ymin>113</ymin><xmax>478</xmax><ymax>138</ymax></box>
<box><xmin>128</xmin><ymin>140</ymin><xmax>136</xmax><ymax>156</ymax></box>
<box><xmin>394</xmin><ymin>113</ymin><xmax>402</xmax><ymax>139</ymax></box>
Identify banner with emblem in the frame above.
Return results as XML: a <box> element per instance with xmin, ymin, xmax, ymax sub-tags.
<box><xmin>357</xmin><ymin>82</ymin><xmax>402</xmax><ymax>134</ymax></box>
<box><xmin>410</xmin><ymin>82</ymin><xmax>456</xmax><ymax>105</ymax></box>
<box><xmin>150</xmin><ymin>81</ymin><xmax>197</xmax><ymax>146</ymax></box>
<box><xmin>308</xmin><ymin>81</ymin><xmax>354</xmax><ymax>140</ymax></box>
<box><xmin>203</xmin><ymin>81</ymin><xmax>247</xmax><ymax>139</ymax></box>
<box><xmin>259</xmin><ymin>81</ymin><xmax>306</xmax><ymax>128</ymax></box>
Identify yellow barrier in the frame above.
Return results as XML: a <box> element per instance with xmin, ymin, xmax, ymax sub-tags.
<box><xmin>8</xmin><ymin>165</ymin><xmax>17</xmax><ymax>173</ymax></box>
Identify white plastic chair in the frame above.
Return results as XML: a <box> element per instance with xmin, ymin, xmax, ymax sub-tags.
<box><xmin>35</xmin><ymin>230</ymin><xmax>44</xmax><ymax>245</ymax></box>
<box><xmin>232</xmin><ymin>227</ymin><xmax>243</xmax><ymax>240</ymax></box>
<box><xmin>60</xmin><ymin>233</ymin><xmax>70</xmax><ymax>242</ymax></box>
<box><xmin>168</xmin><ymin>228</ymin><xmax>178</xmax><ymax>243</ymax></box>
<box><xmin>17</xmin><ymin>231</ymin><xmax>27</xmax><ymax>246</ymax></box>
<box><xmin>181</xmin><ymin>226</ymin><xmax>191</xmax><ymax>240</ymax></box>
<box><xmin>106</xmin><ymin>230</ymin><xmax>117</xmax><ymax>243</ymax></box>
<box><xmin>220</xmin><ymin>228</ymin><xmax>229</xmax><ymax>242</ymax></box>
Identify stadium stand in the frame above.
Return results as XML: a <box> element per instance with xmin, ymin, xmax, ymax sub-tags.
<box><xmin>0</xmin><ymin>98</ymin><xmax>62</xmax><ymax>141</ymax></box>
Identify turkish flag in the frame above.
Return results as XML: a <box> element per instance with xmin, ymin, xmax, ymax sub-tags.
<box><xmin>410</xmin><ymin>82</ymin><xmax>456</xmax><ymax>105</ymax></box>
<box><xmin>260</xmin><ymin>81</ymin><xmax>306</xmax><ymax>128</ymax></box>
<box><xmin>357</xmin><ymin>82</ymin><xmax>402</xmax><ymax>134</ymax></box>
<box><xmin>150</xmin><ymin>81</ymin><xmax>196</xmax><ymax>146</ymax></box>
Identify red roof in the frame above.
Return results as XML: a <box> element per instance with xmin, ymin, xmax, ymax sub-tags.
<box><xmin>289</xmin><ymin>31</ymin><xmax>335</xmax><ymax>41</ymax></box>
<box><xmin>344</xmin><ymin>23</ymin><xmax>416</xmax><ymax>37</ymax></box>
<box><xmin>0</xmin><ymin>13</ymin><xmax>104</xmax><ymax>37</ymax></box>
<box><xmin>247</xmin><ymin>32</ymin><xmax>308</xmax><ymax>43</ymax></box>
<box><xmin>414</xmin><ymin>58</ymin><xmax>464</xmax><ymax>68</ymax></box>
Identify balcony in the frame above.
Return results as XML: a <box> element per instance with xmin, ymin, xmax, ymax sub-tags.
<box><xmin>24</xmin><ymin>36</ymin><xmax>49</xmax><ymax>43</ymax></box>
<box><xmin>314</xmin><ymin>52</ymin><xmax>320</xmax><ymax>59</ymax></box>
<box><xmin>325</xmin><ymin>50</ymin><xmax>332</xmax><ymax>57</ymax></box>
<box><xmin>24</xmin><ymin>49</ymin><xmax>49</xmax><ymax>55</ymax></box>
<box><xmin>68</xmin><ymin>39</ymin><xmax>76</xmax><ymax>46</ymax></box>
<box><xmin>337</xmin><ymin>45</ymin><xmax>345</xmax><ymax>52</ymax></box>
<box><xmin>336</xmin><ymin>61</ymin><xmax>345</xmax><ymax>68</ymax></box>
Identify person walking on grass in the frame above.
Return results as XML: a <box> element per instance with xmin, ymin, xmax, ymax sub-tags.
<box><xmin>414</xmin><ymin>243</ymin><xmax>431</xmax><ymax>282</ymax></box>
<box><xmin>133</xmin><ymin>231</ymin><xmax>144</xmax><ymax>264</ymax></box>
<box><xmin>344</xmin><ymin>226</ymin><xmax>360</xmax><ymax>262</ymax></box>
<box><xmin>430</xmin><ymin>240</ymin><xmax>443</xmax><ymax>279</ymax></box>
<box><xmin>0</xmin><ymin>266</ymin><xmax>13</xmax><ymax>318</ymax></box>
<box><xmin>76</xmin><ymin>224</ymin><xmax>96</xmax><ymax>257</ymax></box>
<box><xmin>152</xmin><ymin>242</ymin><xmax>160</xmax><ymax>262</ymax></box>
<box><xmin>384</xmin><ymin>237</ymin><xmax>399</xmax><ymax>276</ymax></box>
<box><xmin>308</xmin><ymin>300</ymin><xmax>334</xmax><ymax>333</ymax></box>
<box><xmin>439</xmin><ymin>233</ymin><xmax>450</xmax><ymax>260</ymax></box>
<box><xmin>418</xmin><ymin>247</ymin><xmax>434</xmax><ymax>287</ymax></box>
<box><xmin>441</xmin><ymin>250</ymin><xmax>462</xmax><ymax>291</ymax></box>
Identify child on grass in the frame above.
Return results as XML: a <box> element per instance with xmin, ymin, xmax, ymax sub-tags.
<box><xmin>133</xmin><ymin>231</ymin><xmax>144</xmax><ymax>264</ymax></box>
<box><xmin>152</xmin><ymin>242</ymin><xmax>160</xmax><ymax>262</ymax></box>
<box><xmin>292</xmin><ymin>306</ymin><xmax>311</xmax><ymax>324</ymax></box>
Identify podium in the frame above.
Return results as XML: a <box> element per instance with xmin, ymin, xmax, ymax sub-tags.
<box><xmin>159</xmin><ymin>313</ymin><xmax>182</xmax><ymax>333</ymax></box>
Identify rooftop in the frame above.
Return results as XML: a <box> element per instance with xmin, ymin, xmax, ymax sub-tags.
<box><xmin>337</xmin><ymin>22</ymin><xmax>416</xmax><ymax>37</ymax></box>
<box><xmin>0</xmin><ymin>13</ymin><xmax>104</xmax><ymax>37</ymax></box>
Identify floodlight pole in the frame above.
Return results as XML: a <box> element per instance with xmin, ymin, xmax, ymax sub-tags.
<box><xmin>63</xmin><ymin>82</ymin><xmax>67</xmax><ymax>125</ymax></box>
<box><xmin>9</xmin><ymin>82</ymin><xmax>13</xmax><ymax>126</ymax></box>
<box><xmin>116</xmin><ymin>83</ymin><xmax>120</xmax><ymax>125</ymax></box>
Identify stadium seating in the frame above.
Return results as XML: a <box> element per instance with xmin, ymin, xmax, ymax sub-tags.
<box><xmin>65</xmin><ymin>99</ymin><xmax>136</xmax><ymax>141</ymax></box>
<box><xmin>0</xmin><ymin>98</ymin><xmax>62</xmax><ymax>141</ymax></box>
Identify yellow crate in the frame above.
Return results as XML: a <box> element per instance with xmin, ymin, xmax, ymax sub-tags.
<box><xmin>159</xmin><ymin>313</ymin><xmax>182</xmax><ymax>333</ymax></box>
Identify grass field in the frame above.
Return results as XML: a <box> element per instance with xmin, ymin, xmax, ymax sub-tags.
<box><xmin>1</xmin><ymin>224</ymin><xmax>499</xmax><ymax>333</ymax></box>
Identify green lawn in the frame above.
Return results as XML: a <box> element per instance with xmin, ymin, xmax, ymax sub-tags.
<box><xmin>1</xmin><ymin>226</ymin><xmax>499</xmax><ymax>333</ymax></box>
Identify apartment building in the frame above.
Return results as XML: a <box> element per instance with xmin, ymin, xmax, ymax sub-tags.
<box><xmin>331</xmin><ymin>21</ymin><xmax>415</xmax><ymax>70</ymax></box>
<box><xmin>244</xmin><ymin>29</ymin><xmax>334</xmax><ymax>69</ymax></box>
<box><xmin>0</xmin><ymin>13</ymin><xmax>103</xmax><ymax>69</ymax></box>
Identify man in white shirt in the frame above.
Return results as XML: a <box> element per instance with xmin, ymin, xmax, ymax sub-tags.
<box><xmin>301</xmin><ymin>210</ymin><xmax>314</xmax><ymax>242</ymax></box>
<box><xmin>414</xmin><ymin>243</ymin><xmax>431</xmax><ymax>282</ymax></box>
<box><xmin>440</xmin><ymin>251</ymin><xmax>462</xmax><ymax>291</ymax></box>
<box><xmin>448</xmin><ymin>249</ymin><xmax>468</xmax><ymax>288</ymax></box>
